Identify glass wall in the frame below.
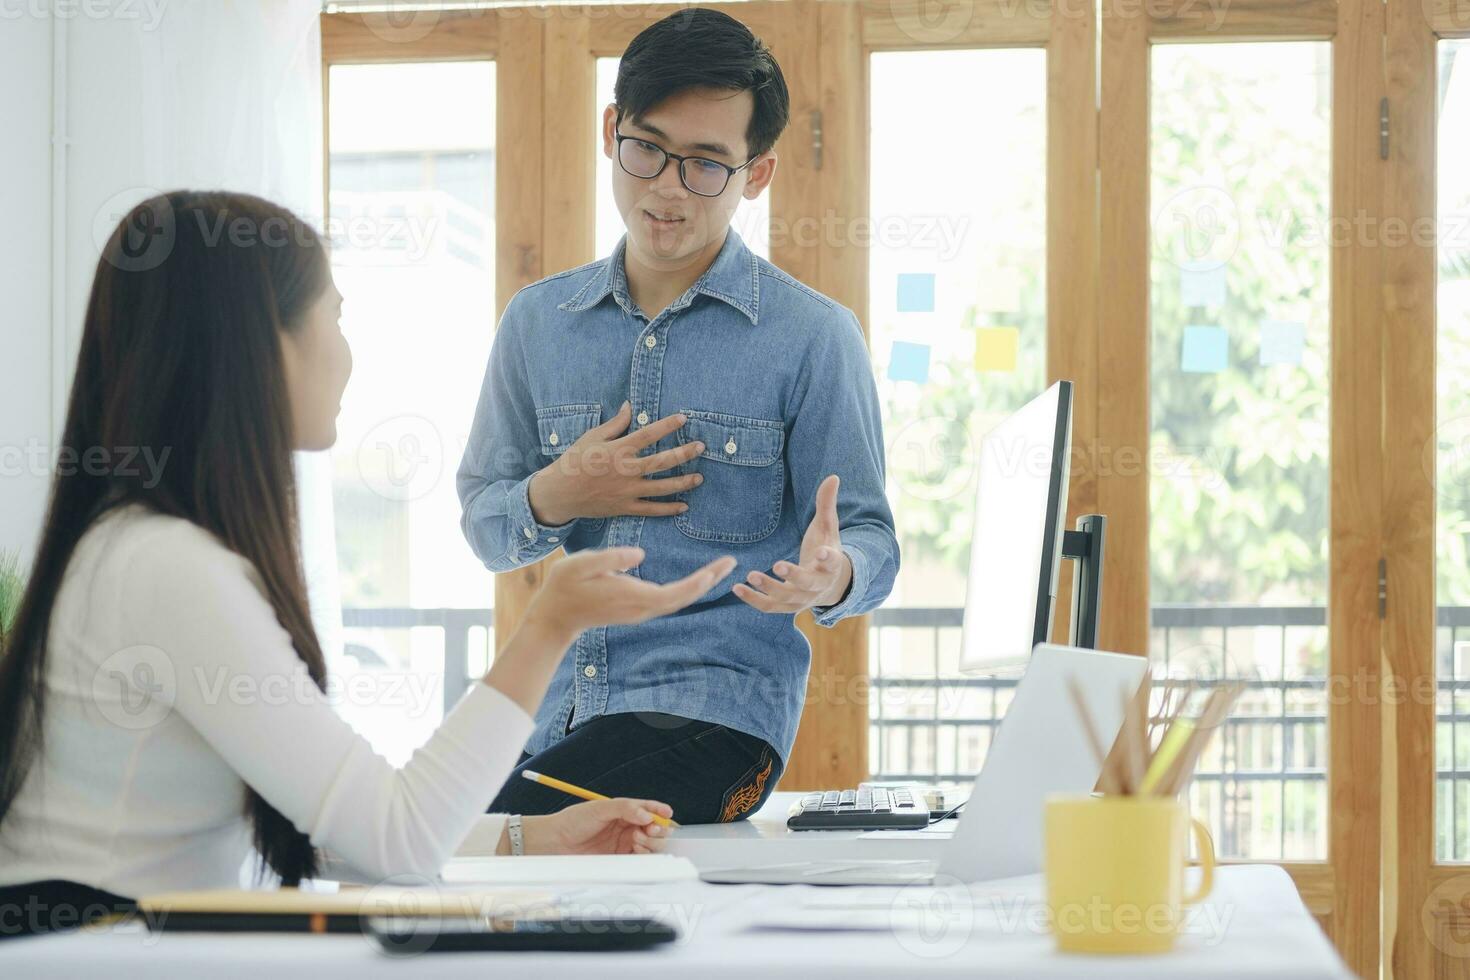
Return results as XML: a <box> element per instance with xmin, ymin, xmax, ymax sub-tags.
<box><xmin>866</xmin><ymin>48</ymin><xmax>1047</xmax><ymax>780</ymax></box>
<box><xmin>1434</xmin><ymin>38</ymin><xmax>1470</xmax><ymax>861</ymax></box>
<box><xmin>1148</xmin><ymin>42</ymin><xmax>1332</xmax><ymax>859</ymax></box>
<box><xmin>327</xmin><ymin>62</ymin><xmax>498</xmax><ymax>762</ymax></box>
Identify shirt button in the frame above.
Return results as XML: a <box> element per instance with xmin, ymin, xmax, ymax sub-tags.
<box><xmin>725</xmin><ymin>439</ymin><xmax>738</xmax><ymax>455</ymax></box>
<box><xmin>548</xmin><ymin>431</ymin><xmax>559</xmax><ymax>446</ymax></box>
<box><xmin>523</xmin><ymin>528</ymin><xmax>535</xmax><ymax>539</ymax></box>
<box><xmin>548</xmin><ymin>536</ymin><xmax>559</xmax><ymax>543</ymax></box>
<box><xmin>637</xmin><ymin>411</ymin><xmax>650</xmax><ymax>426</ymax></box>
<box><xmin>644</xmin><ymin>335</ymin><xmax>657</xmax><ymax>349</ymax></box>
<box><xmin>583</xmin><ymin>665</ymin><xmax>597</xmax><ymax>678</ymax></box>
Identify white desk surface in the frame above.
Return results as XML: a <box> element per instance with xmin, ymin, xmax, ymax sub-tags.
<box><xmin>1</xmin><ymin>793</ymin><xmax>1349</xmax><ymax>979</ymax></box>
<box><xmin>0</xmin><ymin>865</ymin><xmax>1348</xmax><ymax>979</ymax></box>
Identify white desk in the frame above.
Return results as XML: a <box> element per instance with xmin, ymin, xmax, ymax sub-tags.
<box><xmin>1</xmin><ymin>793</ymin><xmax>1349</xmax><ymax>978</ymax></box>
<box><xmin>0</xmin><ymin>866</ymin><xmax>1349</xmax><ymax>979</ymax></box>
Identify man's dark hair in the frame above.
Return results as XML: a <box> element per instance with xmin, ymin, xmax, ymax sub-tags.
<box><xmin>614</xmin><ymin>7</ymin><xmax>790</xmax><ymax>159</ymax></box>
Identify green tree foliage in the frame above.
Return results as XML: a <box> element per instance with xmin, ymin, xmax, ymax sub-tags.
<box><xmin>884</xmin><ymin>45</ymin><xmax>1341</xmax><ymax>609</ymax></box>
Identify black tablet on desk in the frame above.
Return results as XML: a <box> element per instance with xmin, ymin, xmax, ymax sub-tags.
<box><xmin>367</xmin><ymin>914</ymin><xmax>679</xmax><ymax>953</ymax></box>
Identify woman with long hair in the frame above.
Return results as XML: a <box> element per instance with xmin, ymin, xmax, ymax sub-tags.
<box><xmin>0</xmin><ymin>191</ymin><xmax>734</xmax><ymax>938</ymax></box>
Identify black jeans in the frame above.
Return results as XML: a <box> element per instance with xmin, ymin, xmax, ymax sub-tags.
<box><xmin>488</xmin><ymin>712</ymin><xmax>783</xmax><ymax>825</ymax></box>
<box><xmin>0</xmin><ymin>880</ymin><xmax>135</xmax><ymax>940</ymax></box>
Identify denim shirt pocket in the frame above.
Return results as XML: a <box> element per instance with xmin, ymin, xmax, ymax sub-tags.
<box><xmin>673</xmin><ymin>410</ymin><xmax>785</xmax><ymax>544</ymax></box>
<box><xmin>534</xmin><ymin>403</ymin><xmax>605</xmax><ymax>532</ymax></box>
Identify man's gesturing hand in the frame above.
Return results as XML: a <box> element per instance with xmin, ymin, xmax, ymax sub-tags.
<box><xmin>733</xmin><ymin>474</ymin><xmax>853</xmax><ymax>615</ymax></box>
<box><xmin>527</xmin><ymin>401</ymin><xmax>705</xmax><ymax>526</ymax></box>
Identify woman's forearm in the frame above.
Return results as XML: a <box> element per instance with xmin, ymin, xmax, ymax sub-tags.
<box><xmin>481</xmin><ymin>612</ymin><xmax>578</xmax><ymax>716</ymax></box>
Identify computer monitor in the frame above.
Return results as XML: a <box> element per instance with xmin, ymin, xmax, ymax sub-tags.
<box><xmin>958</xmin><ymin>381</ymin><xmax>1106</xmax><ymax>674</ymax></box>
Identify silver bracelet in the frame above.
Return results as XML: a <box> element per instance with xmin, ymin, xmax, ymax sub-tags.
<box><xmin>507</xmin><ymin>814</ymin><xmax>525</xmax><ymax>856</ymax></box>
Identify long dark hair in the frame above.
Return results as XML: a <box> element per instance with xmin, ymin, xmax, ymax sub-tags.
<box><xmin>0</xmin><ymin>191</ymin><xmax>331</xmax><ymax>885</ymax></box>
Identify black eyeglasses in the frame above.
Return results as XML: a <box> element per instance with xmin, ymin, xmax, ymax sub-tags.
<box><xmin>614</xmin><ymin>130</ymin><xmax>758</xmax><ymax>198</ymax></box>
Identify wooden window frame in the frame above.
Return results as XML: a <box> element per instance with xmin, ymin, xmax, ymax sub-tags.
<box><xmin>1385</xmin><ymin>2</ymin><xmax>1470</xmax><ymax>978</ymax></box>
<box><xmin>319</xmin><ymin>5</ymin><xmax>1463</xmax><ymax>972</ymax></box>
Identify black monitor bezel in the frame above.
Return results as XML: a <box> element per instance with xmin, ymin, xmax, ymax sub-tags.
<box><xmin>1031</xmin><ymin>380</ymin><xmax>1074</xmax><ymax>649</ymax></box>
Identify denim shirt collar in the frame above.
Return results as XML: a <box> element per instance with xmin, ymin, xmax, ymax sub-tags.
<box><xmin>557</xmin><ymin>229</ymin><xmax>760</xmax><ymax>325</ymax></box>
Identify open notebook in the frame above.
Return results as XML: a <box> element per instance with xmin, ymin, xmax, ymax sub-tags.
<box><xmin>137</xmin><ymin>885</ymin><xmax>552</xmax><ymax>933</ymax></box>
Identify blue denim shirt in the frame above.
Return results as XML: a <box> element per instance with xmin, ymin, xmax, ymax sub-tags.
<box><xmin>457</xmin><ymin>231</ymin><xmax>899</xmax><ymax>762</ymax></box>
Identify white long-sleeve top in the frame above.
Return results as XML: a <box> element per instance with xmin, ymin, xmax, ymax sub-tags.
<box><xmin>0</xmin><ymin>504</ymin><xmax>530</xmax><ymax>897</ymax></box>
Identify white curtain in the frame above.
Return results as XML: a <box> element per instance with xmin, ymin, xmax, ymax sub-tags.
<box><xmin>65</xmin><ymin>0</ymin><xmax>343</xmax><ymax>658</ymax></box>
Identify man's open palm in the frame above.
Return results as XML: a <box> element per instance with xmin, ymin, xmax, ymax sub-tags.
<box><xmin>733</xmin><ymin>474</ymin><xmax>852</xmax><ymax>615</ymax></box>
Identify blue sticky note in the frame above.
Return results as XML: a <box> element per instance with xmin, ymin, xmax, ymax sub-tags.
<box><xmin>887</xmin><ymin>341</ymin><xmax>931</xmax><ymax>383</ymax></box>
<box><xmin>1180</xmin><ymin>261</ymin><xmax>1226</xmax><ymax>308</ymax></box>
<box><xmin>1181</xmin><ymin>325</ymin><xmax>1228</xmax><ymax>374</ymax></box>
<box><xmin>896</xmin><ymin>273</ymin><xmax>936</xmax><ymax>313</ymax></box>
<box><xmin>1259</xmin><ymin>320</ymin><xmax>1306</xmax><ymax>366</ymax></box>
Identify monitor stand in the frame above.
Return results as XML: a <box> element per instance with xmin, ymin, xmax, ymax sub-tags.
<box><xmin>1061</xmin><ymin>514</ymin><xmax>1106</xmax><ymax>649</ymax></box>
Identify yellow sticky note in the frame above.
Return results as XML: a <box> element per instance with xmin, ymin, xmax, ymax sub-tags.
<box><xmin>974</xmin><ymin>327</ymin><xmax>1019</xmax><ymax>372</ymax></box>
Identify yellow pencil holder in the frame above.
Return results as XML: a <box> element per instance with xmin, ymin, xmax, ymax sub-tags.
<box><xmin>1044</xmin><ymin>794</ymin><xmax>1215</xmax><ymax>954</ymax></box>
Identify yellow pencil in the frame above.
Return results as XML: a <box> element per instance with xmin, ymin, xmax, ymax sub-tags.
<box><xmin>1139</xmin><ymin>719</ymin><xmax>1196</xmax><ymax>796</ymax></box>
<box><xmin>520</xmin><ymin>770</ymin><xmax>678</xmax><ymax>828</ymax></box>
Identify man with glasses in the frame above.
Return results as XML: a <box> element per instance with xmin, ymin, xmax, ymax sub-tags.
<box><xmin>459</xmin><ymin>7</ymin><xmax>898</xmax><ymax>824</ymax></box>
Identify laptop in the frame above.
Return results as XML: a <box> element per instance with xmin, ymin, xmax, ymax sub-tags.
<box><xmin>699</xmin><ymin>643</ymin><xmax>1148</xmax><ymax>885</ymax></box>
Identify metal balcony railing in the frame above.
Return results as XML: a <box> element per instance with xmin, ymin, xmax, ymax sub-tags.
<box><xmin>338</xmin><ymin>603</ymin><xmax>1470</xmax><ymax>861</ymax></box>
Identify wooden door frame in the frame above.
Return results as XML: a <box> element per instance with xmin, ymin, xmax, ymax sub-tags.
<box><xmin>1386</xmin><ymin>2</ymin><xmax>1470</xmax><ymax>977</ymax></box>
<box><xmin>1097</xmin><ymin>0</ymin><xmax>1385</xmax><ymax>974</ymax></box>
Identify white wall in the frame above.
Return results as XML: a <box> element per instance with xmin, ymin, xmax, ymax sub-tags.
<box><xmin>0</xmin><ymin>14</ymin><xmax>56</xmax><ymax>564</ymax></box>
<box><xmin>0</xmin><ymin>2</ymin><xmax>339</xmax><ymax>654</ymax></box>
